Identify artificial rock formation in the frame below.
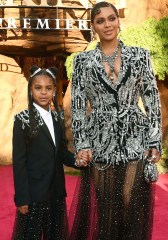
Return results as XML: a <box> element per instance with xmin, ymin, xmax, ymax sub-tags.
<box><xmin>63</xmin><ymin>81</ymin><xmax>74</xmax><ymax>153</ymax></box>
<box><xmin>158</xmin><ymin>79</ymin><xmax>168</xmax><ymax>142</ymax></box>
<box><xmin>121</xmin><ymin>0</ymin><xmax>168</xmax><ymax>28</ymax></box>
<box><xmin>0</xmin><ymin>55</ymin><xmax>27</xmax><ymax>164</ymax></box>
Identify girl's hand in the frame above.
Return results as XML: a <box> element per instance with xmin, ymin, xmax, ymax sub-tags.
<box><xmin>144</xmin><ymin>148</ymin><xmax>161</xmax><ymax>163</ymax></box>
<box><xmin>18</xmin><ymin>205</ymin><xmax>29</xmax><ymax>214</ymax></box>
<box><xmin>76</xmin><ymin>149</ymin><xmax>93</xmax><ymax>167</ymax></box>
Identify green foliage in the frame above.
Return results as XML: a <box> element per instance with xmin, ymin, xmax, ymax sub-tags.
<box><xmin>157</xmin><ymin>140</ymin><xmax>168</xmax><ymax>174</ymax></box>
<box><xmin>65</xmin><ymin>17</ymin><xmax>168</xmax><ymax>81</ymax></box>
<box><xmin>119</xmin><ymin>17</ymin><xmax>168</xmax><ymax>80</ymax></box>
<box><xmin>85</xmin><ymin>40</ymin><xmax>98</xmax><ymax>51</ymax></box>
<box><xmin>64</xmin><ymin>40</ymin><xmax>98</xmax><ymax>81</ymax></box>
<box><xmin>157</xmin><ymin>159</ymin><xmax>168</xmax><ymax>174</ymax></box>
<box><xmin>64</xmin><ymin>52</ymin><xmax>80</xmax><ymax>81</ymax></box>
<box><xmin>161</xmin><ymin>140</ymin><xmax>168</xmax><ymax>160</ymax></box>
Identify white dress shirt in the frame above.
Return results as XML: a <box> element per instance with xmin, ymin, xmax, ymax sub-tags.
<box><xmin>33</xmin><ymin>103</ymin><xmax>56</xmax><ymax>146</ymax></box>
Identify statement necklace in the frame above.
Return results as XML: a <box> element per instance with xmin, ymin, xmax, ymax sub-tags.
<box><xmin>100</xmin><ymin>43</ymin><xmax>120</xmax><ymax>83</ymax></box>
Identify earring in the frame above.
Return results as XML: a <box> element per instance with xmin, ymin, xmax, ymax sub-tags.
<box><xmin>90</xmin><ymin>27</ymin><xmax>97</xmax><ymax>42</ymax></box>
<box><xmin>118</xmin><ymin>25</ymin><xmax>121</xmax><ymax>32</ymax></box>
<box><xmin>30</xmin><ymin>91</ymin><xmax>33</xmax><ymax>99</ymax></box>
<box><xmin>90</xmin><ymin>27</ymin><xmax>94</xmax><ymax>42</ymax></box>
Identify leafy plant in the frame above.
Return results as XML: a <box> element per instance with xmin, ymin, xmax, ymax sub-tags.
<box><xmin>162</xmin><ymin>140</ymin><xmax>168</xmax><ymax>159</ymax></box>
<box><xmin>64</xmin><ymin>40</ymin><xmax>98</xmax><ymax>81</ymax></box>
<box><xmin>119</xmin><ymin>17</ymin><xmax>168</xmax><ymax>80</ymax></box>
<box><xmin>64</xmin><ymin>52</ymin><xmax>80</xmax><ymax>81</ymax></box>
<box><xmin>157</xmin><ymin>140</ymin><xmax>168</xmax><ymax>174</ymax></box>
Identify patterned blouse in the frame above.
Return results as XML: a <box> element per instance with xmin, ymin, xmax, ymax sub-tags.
<box><xmin>71</xmin><ymin>40</ymin><xmax>162</xmax><ymax>167</ymax></box>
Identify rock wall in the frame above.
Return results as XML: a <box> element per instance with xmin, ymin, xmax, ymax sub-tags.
<box><xmin>63</xmin><ymin>81</ymin><xmax>74</xmax><ymax>153</ymax></box>
<box><xmin>158</xmin><ymin>79</ymin><xmax>168</xmax><ymax>142</ymax></box>
<box><xmin>0</xmin><ymin>55</ymin><xmax>27</xmax><ymax>164</ymax></box>
<box><xmin>121</xmin><ymin>0</ymin><xmax>168</xmax><ymax>28</ymax></box>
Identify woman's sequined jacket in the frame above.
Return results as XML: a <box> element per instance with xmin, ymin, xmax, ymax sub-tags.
<box><xmin>71</xmin><ymin>41</ymin><xmax>162</xmax><ymax>165</ymax></box>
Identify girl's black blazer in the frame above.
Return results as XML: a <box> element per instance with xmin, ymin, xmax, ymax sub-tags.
<box><xmin>12</xmin><ymin>108</ymin><xmax>75</xmax><ymax>207</ymax></box>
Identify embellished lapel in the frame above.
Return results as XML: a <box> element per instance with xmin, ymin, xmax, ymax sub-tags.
<box><xmin>89</xmin><ymin>40</ymin><xmax>132</xmax><ymax>93</ymax></box>
<box><xmin>119</xmin><ymin>44</ymin><xmax>132</xmax><ymax>86</ymax></box>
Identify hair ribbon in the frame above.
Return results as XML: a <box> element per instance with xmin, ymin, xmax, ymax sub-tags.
<box><xmin>30</xmin><ymin>68</ymin><xmax>41</xmax><ymax>78</ymax></box>
<box><xmin>46</xmin><ymin>69</ymin><xmax>56</xmax><ymax>79</ymax></box>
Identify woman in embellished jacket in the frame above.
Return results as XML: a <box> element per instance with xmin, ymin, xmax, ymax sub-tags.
<box><xmin>12</xmin><ymin>66</ymin><xmax>88</xmax><ymax>240</ymax></box>
<box><xmin>69</xmin><ymin>2</ymin><xmax>162</xmax><ymax>240</ymax></box>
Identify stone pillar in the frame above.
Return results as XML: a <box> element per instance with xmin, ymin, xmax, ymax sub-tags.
<box><xmin>0</xmin><ymin>55</ymin><xmax>27</xmax><ymax>165</ymax></box>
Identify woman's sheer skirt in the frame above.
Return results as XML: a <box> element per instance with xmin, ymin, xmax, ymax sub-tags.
<box><xmin>69</xmin><ymin>160</ymin><xmax>155</xmax><ymax>240</ymax></box>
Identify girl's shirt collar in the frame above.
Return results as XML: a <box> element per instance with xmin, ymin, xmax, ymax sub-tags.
<box><xmin>33</xmin><ymin>102</ymin><xmax>51</xmax><ymax>118</ymax></box>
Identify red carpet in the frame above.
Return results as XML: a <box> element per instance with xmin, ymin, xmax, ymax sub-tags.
<box><xmin>0</xmin><ymin>165</ymin><xmax>168</xmax><ymax>240</ymax></box>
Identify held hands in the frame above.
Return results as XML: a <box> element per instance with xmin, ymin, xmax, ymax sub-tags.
<box><xmin>144</xmin><ymin>148</ymin><xmax>161</xmax><ymax>163</ymax></box>
<box><xmin>18</xmin><ymin>205</ymin><xmax>29</xmax><ymax>214</ymax></box>
<box><xmin>75</xmin><ymin>149</ymin><xmax>93</xmax><ymax>167</ymax></box>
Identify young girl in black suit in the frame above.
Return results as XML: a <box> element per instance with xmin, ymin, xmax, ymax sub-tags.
<box><xmin>12</xmin><ymin>66</ymin><xmax>88</xmax><ymax>240</ymax></box>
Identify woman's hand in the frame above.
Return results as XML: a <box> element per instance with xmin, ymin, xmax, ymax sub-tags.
<box><xmin>75</xmin><ymin>149</ymin><xmax>93</xmax><ymax>167</ymax></box>
<box><xmin>18</xmin><ymin>205</ymin><xmax>29</xmax><ymax>214</ymax></box>
<box><xmin>145</xmin><ymin>148</ymin><xmax>161</xmax><ymax>163</ymax></box>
